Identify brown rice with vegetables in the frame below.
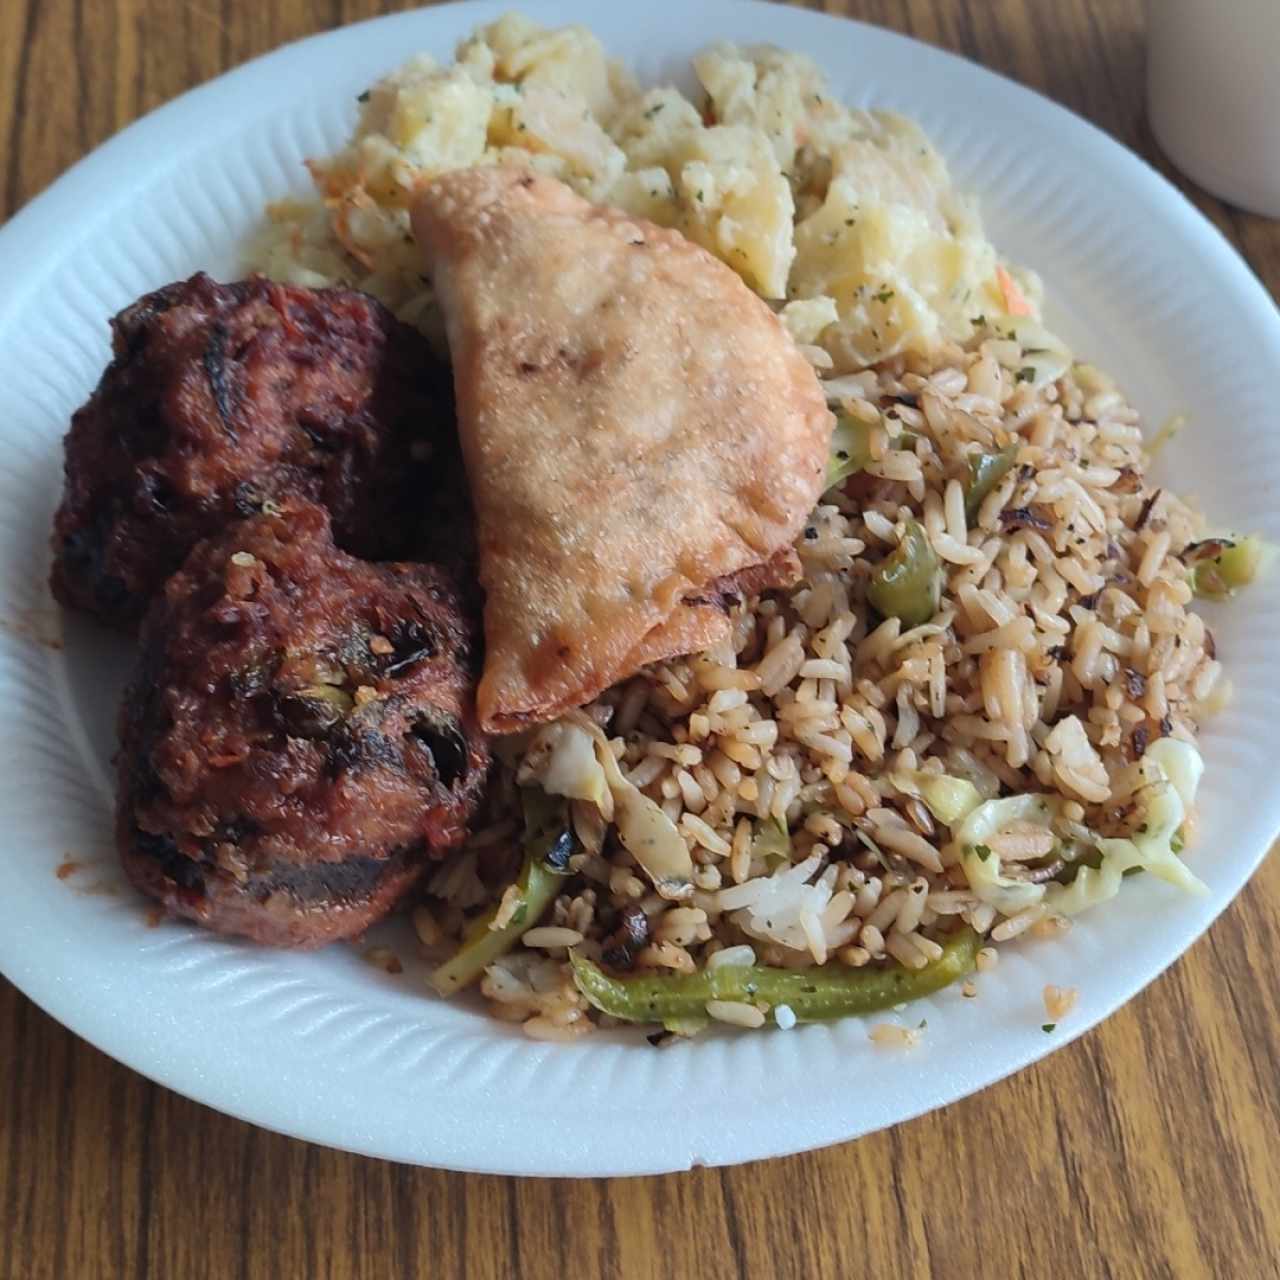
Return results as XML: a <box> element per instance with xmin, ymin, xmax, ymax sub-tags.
<box><xmin>249</xmin><ymin>13</ymin><xmax>1265</xmax><ymax>1039</ymax></box>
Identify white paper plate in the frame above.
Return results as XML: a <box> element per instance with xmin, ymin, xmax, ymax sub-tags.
<box><xmin>1</xmin><ymin>0</ymin><xmax>1278</xmax><ymax>1176</ymax></box>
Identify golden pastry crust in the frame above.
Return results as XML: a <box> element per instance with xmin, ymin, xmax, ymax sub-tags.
<box><xmin>412</xmin><ymin>167</ymin><xmax>833</xmax><ymax>732</ymax></box>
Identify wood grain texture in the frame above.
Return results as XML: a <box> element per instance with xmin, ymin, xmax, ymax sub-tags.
<box><xmin>2</xmin><ymin>2</ymin><xmax>1279</xmax><ymax>1277</ymax></box>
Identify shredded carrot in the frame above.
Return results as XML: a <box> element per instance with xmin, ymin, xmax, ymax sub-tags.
<box><xmin>304</xmin><ymin>157</ymin><xmax>363</xmax><ymax>200</ymax></box>
<box><xmin>996</xmin><ymin>264</ymin><xmax>1032</xmax><ymax>317</ymax></box>
<box><xmin>331</xmin><ymin>190</ymin><xmax>378</xmax><ymax>271</ymax></box>
<box><xmin>304</xmin><ymin>158</ymin><xmax>339</xmax><ymax>197</ymax></box>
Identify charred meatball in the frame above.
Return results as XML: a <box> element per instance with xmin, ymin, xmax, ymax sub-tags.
<box><xmin>117</xmin><ymin>499</ymin><xmax>489</xmax><ymax>948</ymax></box>
<box><xmin>51</xmin><ymin>273</ymin><xmax>454</xmax><ymax>627</ymax></box>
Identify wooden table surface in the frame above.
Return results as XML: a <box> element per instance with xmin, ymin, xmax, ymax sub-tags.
<box><xmin>3</xmin><ymin>2</ymin><xmax>1279</xmax><ymax>1276</ymax></box>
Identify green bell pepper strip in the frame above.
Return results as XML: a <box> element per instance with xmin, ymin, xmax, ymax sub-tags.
<box><xmin>867</xmin><ymin>519</ymin><xmax>942</xmax><ymax>627</ymax></box>
<box><xmin>570</xmin><ymin>927</ymin><xmax>980</xmax><ymax>1026</ymax></box>
<box><xmin>964</xmin><ymin>445</ymin><xmax>1018</xmax><ymax>522</ymax></box>
<box><xmin>429</xmin><ymin>790</ymin><xmax>574</xmax><ymax>997</ymax></box>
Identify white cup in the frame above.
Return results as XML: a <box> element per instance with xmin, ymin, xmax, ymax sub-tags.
<box><xmin>1147</xmin><ymin>0</ymin><xmax>1280</xmax><ymax>217</ymax></box>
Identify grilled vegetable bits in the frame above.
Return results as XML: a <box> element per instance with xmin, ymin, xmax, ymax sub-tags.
<box><xmin>117</xmin><ymin>499</ymin><xmax>489</xmax><ymax>948</ymax></box>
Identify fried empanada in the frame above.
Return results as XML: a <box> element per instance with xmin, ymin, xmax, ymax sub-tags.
<box><xmin>412</xmin><ymin>168</ymin><xmax>832</xmax><ymax>732</ymax></box>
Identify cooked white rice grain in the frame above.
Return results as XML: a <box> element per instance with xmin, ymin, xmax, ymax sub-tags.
<box><xmin>869</xmin><ymin>1022</ymin><xmax>923</xmax><ymax>1049</ymax></box>
<box><xmin>707</xmin><ymin>944</ymin><xmax>757</xmax><ymax>970</ymax></box>
<box><xmin>522</xmin><ymin>1015</ymin><xmax>591</xmax><ymax>1042</ymax></box>
<box><xmin>522</xmin><ymin>927</ymin><xmax>586</xmax><ymax>950</ymax></box>
<box><xmin>706</xmin><ymin>1000</ymin><xmax>767</xmax><ymax>1029</ymax></box>
<box><xmin>1043</xmin><ymin>985</ymin><xmax>1079</xmax><ymax>1021</ymax></box>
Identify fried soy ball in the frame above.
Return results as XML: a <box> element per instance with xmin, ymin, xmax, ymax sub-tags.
<box><xmin>51</xmin><ymin>273</ymin><xmax>455</xmax><ymax>627</ymax></box>
<box><xmin>117</xmin><ymin>499</ymin><xmax>489</xmax><ymax>948</ymax></box>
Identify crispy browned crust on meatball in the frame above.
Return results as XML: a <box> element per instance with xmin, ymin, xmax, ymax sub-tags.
<box><xmin>117</xmin><ymin>499</ymin><xmax>489</xmax><ymax>948</ymax></box>
<box><xmin>51</xmin><ymin>273</ymin><xmax>454</xmax><ymax>627</ymax></box>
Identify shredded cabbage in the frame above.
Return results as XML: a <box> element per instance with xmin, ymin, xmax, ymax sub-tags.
<box><xmin>717</xmin><ymin>853</ymin><xmax>836</xmax><ymax>952</ymax></box>
<box><xmin>520</xmin><ymin>715</ymin><xmax>694</xmax><ymax>897</ymax></box>
<box><xmin>1000</xmin><ymin>318</ymin><xmax>1071</xmax><ymax>390</ymax></box>
<box><xmin>522</xmin><ymin>720</ymin><xmax>610</xmax><ymax>807</ymax></box>
<box><xmin>565</xmin><ymin>713</ymin><xmax>695</xmax><ymax>899</ymax></box>
<box><xmin>1046</xmin><ymin>739</ymin><xmax>1207</xmax><ymax>915</ymax></box>
<box><xmin>957</xmin><ymin>794</ymin><xmax>1056</xmax><ymax>915</ymax></box>
<box><xmin>891</xmin><ymin>769</ymin><xmax>982</xmax><ymax>827</ymax></box>
<box><xmin>956</xmin><ymin>741</ymin><xmax>1207</xmax><ymax>920</ymax></box>
<box><xmin>826</xmin><ymin>414</ymin><xmax>875</xmax><ymax>489</ymax></box>
<box><xmin>752</xmin><ymin>817</ymin><xmax>792</xmax><ymax>866</ymax></box>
